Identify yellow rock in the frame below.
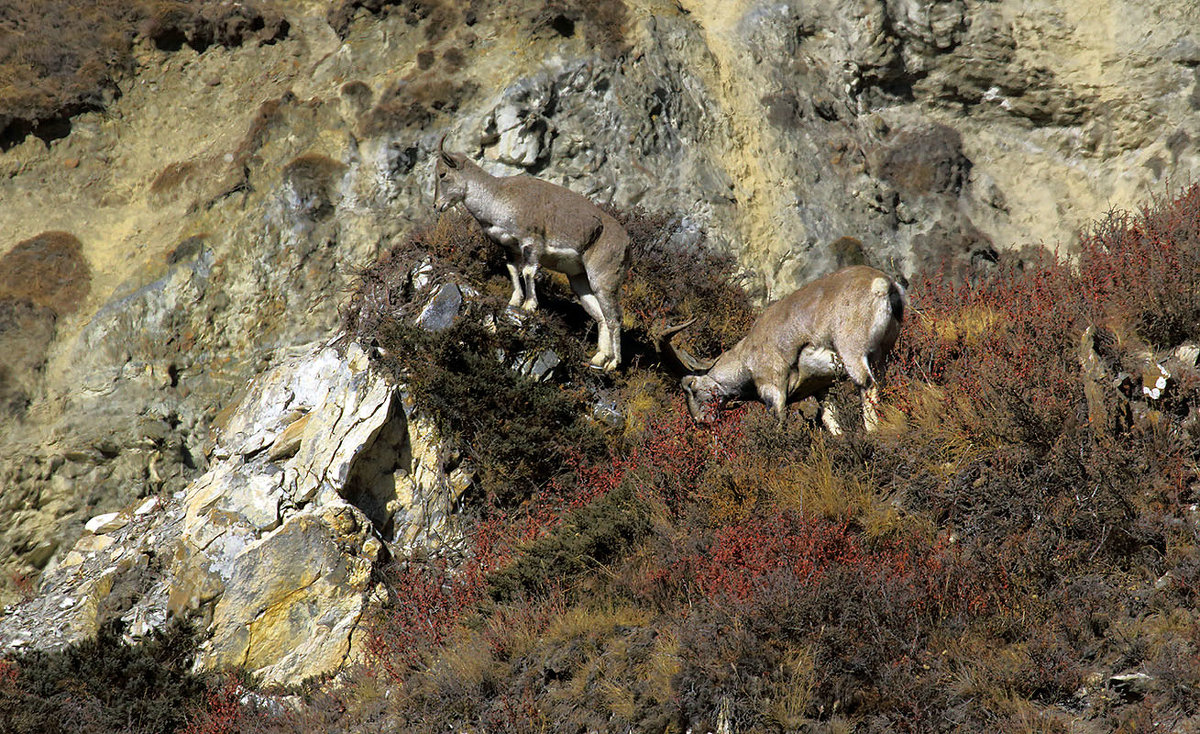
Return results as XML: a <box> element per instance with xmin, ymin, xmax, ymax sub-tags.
<box><xmin>268</xmin><ymin>411</ymin><xmax>310</xmax><ymax>461</ymax></box>
<box><xmin>59</xmin><ymin>551</ymin><xmax>86</xmax><ymax>568</ymax></box>
<box><xmin>196</xmin><ymin>509</ymin><xmax>374</xmax><ymax>684</ymax></box>
<box><xmin>74</xmin><ymin>534</ymin><xmax>116</xmax><ymax>553</ymax></box>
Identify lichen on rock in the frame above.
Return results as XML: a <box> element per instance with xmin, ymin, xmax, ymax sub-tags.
<box><xmin>1</xmin><ymin>333</ymin><xmax>472</xmax><ymax>685</ymax></box>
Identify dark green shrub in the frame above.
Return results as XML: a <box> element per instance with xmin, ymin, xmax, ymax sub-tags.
<box><xmin>341</xmin><ymin>210</ymin><xmax>501</xmax><ymax>343</ymax></box>
<box><xmin>375</xmin><ymin>310</ymin><xmax>606</xmax><ymax>506</ymax></box>
<box><xmin>0</xmin><ymin>621</ymin><xmax>211</xmax><ymax>734</ymax></box>
<box><xmin>344</xmin><ymin>214</ymin><xmax>610</xmax><ymax>507</ymax></box>
<box><xmin>487</xmin><ymin>481</ymin><xmax>650</xmax><ymax>601</ymax></box>
<box><xmin>617</xmin><ymin>208</ymin><xmax>756</xmax><ymax>360</ymax></box>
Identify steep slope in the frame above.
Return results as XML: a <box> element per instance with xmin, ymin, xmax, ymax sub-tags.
<box><xmin>1</xmin><ymin>0</ymin><xmax>1198</xmax><ymax>614</ymax></box>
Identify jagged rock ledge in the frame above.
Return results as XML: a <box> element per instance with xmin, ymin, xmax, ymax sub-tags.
<box><xmin>0</xmin><ymin>325</ymin><xmax>473</xmax><ymax>685</ymax></box>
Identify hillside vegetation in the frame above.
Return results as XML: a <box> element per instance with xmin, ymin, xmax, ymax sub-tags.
<box><xmin>4</xmin><ymin>187</ymin><xmax>1200</xmax><ymax>732</ymax></box>
<box><xmin>337</xmin><ymin>186</ymin><xmax>1199</xmax><ymax>733</ymax></box>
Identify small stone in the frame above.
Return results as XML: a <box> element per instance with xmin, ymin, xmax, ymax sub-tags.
<box><xmin>134</xmin><ymin>496</ymin><xmax>161</xmax><ymax>516</ymax></box>
<box><xmin>345</xmin><ymin>342</ymin><xmax>369</xmax><ymax>372</ymax></box>
<box><xmin>1176</xmin><ymin>344</ymin><xmax>1200</xmax><ymax>368</ymax></box>
<box><xmin>362</xmin><ymin>536</ymin><xmax>383</xmax><ymax>563</ymax></box>
<box><xmin>525</xmin><ymin>349</ymin><xmax>560</xmax><ymax>380</ymax></box>
<box><xmin>74</xmin><ymin>534</ymin><xmax>115</xmax><ymax>553</ymax></box>
<box><xmin>25</xmin><ymin>539</ymin><xmax>59</xmax><ymax>569</ymax></box>
<box><xmin>268</xmin><ymin>413</ymin><xmax>310</xmax><ymax>461</ymax></box>
<box><xmin>410</xmin><ymin>260</ymin><xmax>434</xmax><ymax>293</ymax></box>
<box><xmin>591</xmin><ymin>395</ymin><xmax>625</xmax><ymax>429</ymax></box>
<box><xmin>1109</xmin><ymin>671</ymin><xmax>1154</xmax><ymax>701</ymax></box>
<box><xmin>318</xmin><ymin>504</ymin><xmax>360</xmax><ymax>537</ymax></box>
<box><xmin>59</xmin><ymin>596</ymin><xmax>76</xmax><ymax>610</ymax></box>
<box><xmin>416</xmin><ymin>283</ymin><xmax>463</xmax><ymax>332</ymax></box>
<box><xmin>63</xmin><ymin>158</ymin><xmax>80</xmax><ymax>169</ymax></box>
<box><xmin>85</xmin><ymin>512</ymin><xmax>127</xmax><ymax>534</ymax></box>
<box><xmin>448</xmin><ymin>465</ymin><xmax>474</xmax><ymax>498</ymax></box>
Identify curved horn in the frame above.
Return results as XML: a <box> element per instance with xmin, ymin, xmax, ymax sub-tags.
<box><xmin>655</xmin><ymin>318</ymin><xmax>716</xmax><ymax>374</ymax></box>
<box><xmin>656</xmin><ymin>317</ymin><xmax>696</xmax><ymax>341</ymax></box>
<box><xmin>437</xmin><ymin>134</ymin><xmax>459</xmax><ymax>168</ymax></box>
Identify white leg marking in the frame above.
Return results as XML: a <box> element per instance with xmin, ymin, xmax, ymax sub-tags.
<box><xmin>506</xmin><ymin>263</ymin><xmax>523</xmax><ymax>307</ymax></box>
<box><xmin>520</xmin><ymin>265</ymin><xmax>539</xmax><ymax>311</ymax></box>
<box><xmin>821</xmin><ymin>399</ymin><xmax>844</xmax><ymax>436</ymax></box>
<box><xmin>862</xmin><ymin>385</ymin><xmax>881</xmax><ymax>432</ymax></box>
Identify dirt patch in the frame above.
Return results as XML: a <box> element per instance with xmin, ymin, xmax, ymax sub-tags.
<box><xmin>360</xmin><ymin>75</ymin><xmax>477</xmax><ymax>137</ymax></box>
<box><xmin>0</xmin><ymin>231</ymin><xmax>91</xmax><ymax>315</ymax></box>
<box><xmin>530</xmin><ymin>0</ymin><xmax>629</xmax><ymax>59</ymax></box>
<box><xmin>282</xmin><ymin>153</ymin><xmax>350</xmax><ymax>220</ymax></box>
<box><xmin>138</xmin><ymin>0</ymin><xmax>288</xmax><ymax>52</ymax></box>
<box><xmin>875</xmin><ymin>123</ymin><xmax>970</xmax><ymax>198</ymax></box>
<box><xmin>0</xmin><ymin>0</ymin><xmax>287</xmax><ymax>150</ymax></box>
<box><xmin>327</xmin><ymin>0</ymin><xmax>457</xmax><ymax>39</ymax></box>
<box><xmin>0</xmin><ymin>298</ymin><xmax>57</xmax><ymax>419</ymax></box>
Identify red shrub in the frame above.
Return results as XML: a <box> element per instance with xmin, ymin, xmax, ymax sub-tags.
<box><xmin>367</xmin><ymin>560</ymin><xmax>485</xmax><ymax>684</ymax></box>
<box><xmin>888</xmin><ymin>255</ymin><xmax>1086</xmax><ymax>446</ymax></box>
<box><xmin>667</xmin><ymin>510</ymin><xmax>1007</xmax><ymax>623</ymax></box>
<box><xmin>1078</xmin><ymin>187</ymin><xmax>1200</xmax><ymax>348</ymax></box>
<box><xmin>180</xmin><ymin>675</ymin><xmax>250</xmax><ymax>734</ymax></box>
<box><xmin>890</xmin><ymin>183</ymin><xmax>1200</xmax><ymax>444</ymax></box>
<box><xmin>666</xmin><ymin>512</ymin><xmax>1014</xmax><ymax>728</ymax></box>
<box><xmin>689</xmin><ymin>513</ymin><xmax>861</xmax><ymax>602</ymax></box>
<box><xmin>0</xmin><ymin>659</ymin><xmax>16</xmax><ymax>689</ymax></box>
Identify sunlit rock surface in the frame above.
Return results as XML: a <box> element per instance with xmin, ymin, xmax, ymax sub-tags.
<box><xmin>1</xmin><ymin>341</ymin><xmax>468</xmax><ymax>684</ymax></box>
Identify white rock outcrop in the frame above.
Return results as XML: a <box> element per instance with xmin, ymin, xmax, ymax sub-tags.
<box><xmin>0</xmin><ymin>340</ymin><xmax>470</xmax><ymax>685</ymax></box>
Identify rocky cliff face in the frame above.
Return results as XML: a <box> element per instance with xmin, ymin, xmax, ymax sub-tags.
<box><xmin>2</xmin><ymin>0</ymin><xmax>1199</xmax><ymax>680</ymax></box>
<box><xmin>0</xmin><ymin>336</ymin><xmax>471</xmax><ymax>684</ymax></box>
